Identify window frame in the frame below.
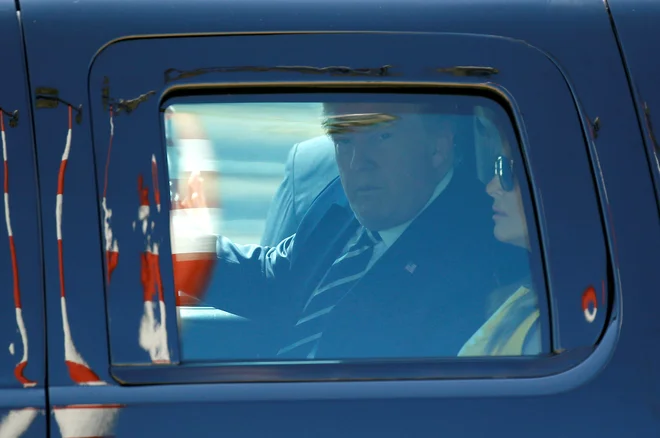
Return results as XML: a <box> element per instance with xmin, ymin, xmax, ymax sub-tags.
<box><xmin>88</xmin><ymin>32</ymin><xmax>616</xmax><ymax>391</ymax></box>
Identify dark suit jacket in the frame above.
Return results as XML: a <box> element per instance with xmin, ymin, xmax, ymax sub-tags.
<box><xmin>211</xmin><ymin>168</ymin><xmax>526</xmax><ymax>359</ymax></box>
<box><xmin>260</xmin><ymin>136</ymin><xmax>338</xmax><ymax>247</ymax></box>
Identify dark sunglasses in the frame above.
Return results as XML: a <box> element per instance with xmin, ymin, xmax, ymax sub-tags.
<box><xmin>495</xmin><ymin>155</ymin><xmax>515</xmax><ymax>191</ymax></box>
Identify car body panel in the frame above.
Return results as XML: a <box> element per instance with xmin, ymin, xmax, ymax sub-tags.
<box><xmin>0</xmin><ymin>0</ymin><xmax>656</xmax><ymax>435</ymax></box>
<box><xmin>0</xmin><ymin>2</ymin><xmax>47</xmax><ymax>436</ymax></box>
<box><xmin>608</xmin><ymin>0</ymin><xmax>660</xmax><ymax>209</ymax></box>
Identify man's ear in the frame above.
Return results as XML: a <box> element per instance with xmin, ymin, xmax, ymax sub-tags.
<box><xmin>431</xmin><ymin>132</ymin><xmax>454</xmax><ymax>169</ymax></box>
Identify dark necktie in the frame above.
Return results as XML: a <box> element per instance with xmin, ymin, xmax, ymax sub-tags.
<box><xmin>277</xmin><ymin>226</ymin><xmax>382</xmax><ymax>359</ymax></box>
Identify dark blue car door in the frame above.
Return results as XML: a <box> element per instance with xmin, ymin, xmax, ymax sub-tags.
<box><xmin>15</xmin><ymin>0</ymin><xmax>660</xmax><ymax>436</ymax></box>
<box><xmin>0</xmin><ymin>1</ymin><xmax>47</xmax><ymax>437</ymax></box>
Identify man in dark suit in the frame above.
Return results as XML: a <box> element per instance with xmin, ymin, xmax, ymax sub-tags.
<box><xmin>207</xmin><ymin>101</ymin><xmax>515</xmax><ymax>360</ymax></box>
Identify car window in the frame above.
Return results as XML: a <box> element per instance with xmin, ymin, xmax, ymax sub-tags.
<box><xmin>167</xmin><ymin>92</ymin><xmax>549</xmax><ymax>362</ymax></box>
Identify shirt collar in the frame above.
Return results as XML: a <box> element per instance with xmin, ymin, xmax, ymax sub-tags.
<box><xmin>378</xmin><ymin>168</ymin><xmax>454</xmax><ymax>248</ymax></box>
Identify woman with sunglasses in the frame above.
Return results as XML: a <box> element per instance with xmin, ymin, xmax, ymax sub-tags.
<box><xmin>458</xmin><ymin>138</ymin><xmax>542</xmax><ymax>357</ymax></box>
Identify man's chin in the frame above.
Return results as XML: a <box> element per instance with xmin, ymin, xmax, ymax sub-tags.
<box><xmin>353</xmin><ymin>210</ymin><xmax>395</xmax><ymax>232</ymax></box>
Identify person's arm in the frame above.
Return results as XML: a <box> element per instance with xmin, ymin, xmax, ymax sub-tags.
<box><xmin>208</xmin><ymin>233</ymin><xmax>297</xmax><ymax>322</ymax></box>
<box><xmin>172</xmin><ymin>171</ymin><xmax>296</xmax><ymax>322</ymax></box>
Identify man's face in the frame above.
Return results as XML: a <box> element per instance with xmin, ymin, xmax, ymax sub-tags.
<box><xmin>325</xmin><ymin>103</ymin><xmax>454</xmax><ymax>231</ymax></box>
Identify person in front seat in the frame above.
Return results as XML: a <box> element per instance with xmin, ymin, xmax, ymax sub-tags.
<box><xmin>260</xmin><ymin>136</ymin><xmax>338</xmax><ymax>247</ymax></box>
<box><xmin>207</xmin><ymin>100</ymin><xmax>517</xmax><ymax>359</ymax></box>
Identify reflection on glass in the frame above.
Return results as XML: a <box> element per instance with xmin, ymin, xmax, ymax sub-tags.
<box><xmin>166</xmin><ymin>103</ymin><xmax>326</xmax><ymax>244</ymax></box>
<box><xmin>165</xmin><ymin>94</ymin><xmax>546</xmax><ymax>364</ymax></box>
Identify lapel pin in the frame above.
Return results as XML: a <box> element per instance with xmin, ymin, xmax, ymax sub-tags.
<box><xmin>404</xmin><ymin>262</ymin><xmax>417</xmax><ymax>274</ymax></box>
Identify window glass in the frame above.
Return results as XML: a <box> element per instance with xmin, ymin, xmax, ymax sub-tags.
<box><xmin>166</xmin><ymin>93</ymin><xmax>548</xmax><ymax>362</ymax></box>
